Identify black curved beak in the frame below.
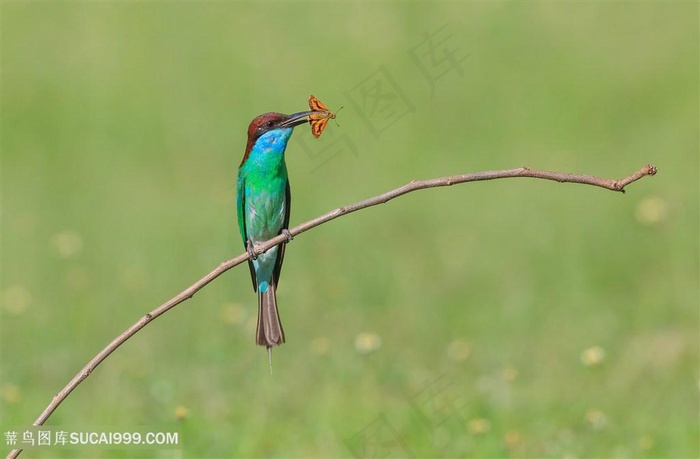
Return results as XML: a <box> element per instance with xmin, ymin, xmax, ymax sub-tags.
<box><xmin>278</xmin><ymin>110</ymin><xmax>316</xmax><ymax>129</ymax></box>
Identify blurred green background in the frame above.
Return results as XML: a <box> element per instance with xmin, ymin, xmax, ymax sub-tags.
<box><xmin>2</xmin><ymin>2</ymin><xmax>698</xmax><ymax>458</ymax></box>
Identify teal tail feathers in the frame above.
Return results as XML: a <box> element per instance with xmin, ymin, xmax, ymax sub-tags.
<box><xmin>256</xmin><ymin>283</ymin><xmax>285</xmax><ymax>347</ymax></box>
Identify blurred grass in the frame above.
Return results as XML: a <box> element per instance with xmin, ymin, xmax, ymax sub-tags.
<box><xmin>1</xmin><ymin>2</ymin><xmax>698</xmax><ymax>458</ymax></box>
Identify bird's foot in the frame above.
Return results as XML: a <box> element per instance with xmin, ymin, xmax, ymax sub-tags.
<box><xmin>281</xmin><ymin>228</ymin><xmax>293</xmax><ymax>242</ymax></box>
<box><xmin>246</xmin><ymin>240</ymin><xmax>257</xmax><ymax>260</ymax></box>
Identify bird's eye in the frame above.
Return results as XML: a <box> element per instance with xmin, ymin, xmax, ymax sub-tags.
<box><xmin>266</xmin><ymin>120</ymin><xmax>275</xmax><ymax>128</ymax></box>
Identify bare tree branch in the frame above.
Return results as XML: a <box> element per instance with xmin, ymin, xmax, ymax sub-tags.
<box><xmin>5</xmin><ymin>164</ymin><xmax>656</xmax><ymax>459</ymax></box>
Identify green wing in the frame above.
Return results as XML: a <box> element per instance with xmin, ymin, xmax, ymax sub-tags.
<box><xmin>236</xmin><ymin>175</ymin><xmax>257</xmax><ymax>291</ymax></box>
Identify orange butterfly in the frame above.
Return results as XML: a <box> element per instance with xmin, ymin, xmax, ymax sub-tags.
<box><xmin>308</xmin><ymin>95</ymin><xmax>340</xmax><ymax>138</ymax></box>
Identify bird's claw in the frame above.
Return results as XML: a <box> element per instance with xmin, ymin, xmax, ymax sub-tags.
<box><xmin>281</xmin><ymin>228</ymin><xmax>293</xmax><ymax>242</ymax></box>
<box><xmin>246</xmin><ymin>240</ymin><xmax>257</xmax><ymax>260</ymax></box>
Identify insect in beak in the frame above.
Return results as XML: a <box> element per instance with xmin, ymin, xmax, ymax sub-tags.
<box><xmin>307</xmin><ymin>95</ymin><xmax>342</xmax><ymax>138</ymax></box>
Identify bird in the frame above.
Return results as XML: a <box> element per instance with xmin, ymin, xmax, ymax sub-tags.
<box><xmin>236</xmin><ymin>109</ymin><xmax>315</xmax><ymax>362</ymax></box>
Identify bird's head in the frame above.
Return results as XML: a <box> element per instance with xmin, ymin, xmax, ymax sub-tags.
<box><xmin>242</xmin><ymin>111</ymin><xmax>315</xmax><ymax>166</ymax></box>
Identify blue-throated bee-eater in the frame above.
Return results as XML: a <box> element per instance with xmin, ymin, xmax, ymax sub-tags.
<box><xmin>236</xmin><ymin>109</ymin><xmax>316</xmax><ymax>352</ymax></box>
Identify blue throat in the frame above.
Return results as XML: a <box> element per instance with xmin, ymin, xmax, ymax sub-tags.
<box><xmin>247</xmin><ymin>128</ymin><xmax>294</xmax><ymax>164</ymax></box>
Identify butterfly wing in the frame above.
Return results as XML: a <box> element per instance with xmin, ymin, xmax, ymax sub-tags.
<box><xmin>308</xmin><ymin>95</ymin><xmax>336</xmax><ymax>137</ymax></box>
<box><xmin>308</xmin><ymin>95</ymin><xmax>329</xmax><ymax>112</ymax></box>
<box><xmin>310</xmin><ymin>118</ymin><xmax>329</xmax><ymax>138</ymax></box>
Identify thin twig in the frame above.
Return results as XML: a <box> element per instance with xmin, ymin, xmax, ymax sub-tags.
<box><xmin>5</xmin><ymin>164</ymin><xmax>656</xmax><ymax>459</ymax></box>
